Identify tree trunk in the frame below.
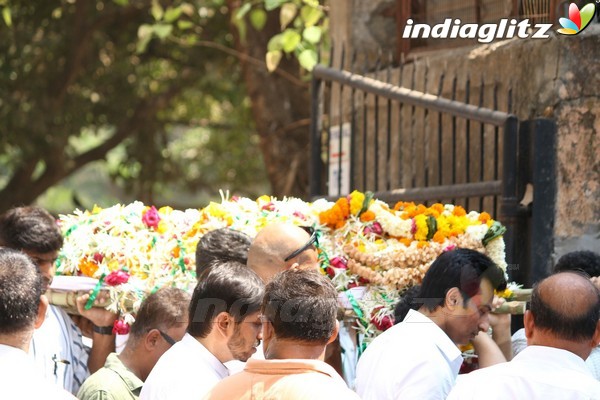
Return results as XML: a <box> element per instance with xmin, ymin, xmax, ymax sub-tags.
<box><xmin>228</xmin><ymin>4</ymin><xmax>312</xmax><ymax>199</ymax></box>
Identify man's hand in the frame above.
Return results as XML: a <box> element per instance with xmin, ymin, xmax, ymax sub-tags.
<box><xmin>75</xmin><ymin>291</ymin><xmax>118</xmax><ymax>328</ymax></box>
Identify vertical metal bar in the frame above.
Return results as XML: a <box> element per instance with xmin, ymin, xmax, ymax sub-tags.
<box><xmin>530</xmin><ymin>118</ymin><xmax>557</xmax><ymax>285</ymax></box>
<box><xmin>350</xmin><ymin>50</ymin><xmax>357</xmax><ymax>192</ymax></box>
<box><xmin>493</xmin><ymin>82</ymin><xmax>499</xmax><ymax>216</ymax></box>
<box><xmin>500</xmin><ymin>116</ymin><xmax>520</xmax><ymax>275</ymax></box>
<box><xmin>337</xmin><ymin>45</ymin><xmax>346</xmax><ymax>195</ymax></box>
<box><xmin>479</xmin><ymin>76</ymin><xmax>485</xmax><ymax>211</ymax></box>
<box><xmin>374</xmin><ymin>54</ymin><xmax>381</xmax><ymax>191</ymax></box>
<box><xmin>309</xmin><ymin>68</ymin><xmax>323</xmax><ymax>197</ymax></box>
<box><xmin>410</xmin><ymin>60</ymin><xmax>416</xmax><ymax>188</ymax></box>
<box><xmin>386</xmin><ymin>53</ymin><xmax>393</xmax><ymax>191</ymax></box>
<box><xmin>451</xmin><ymin>75</ymin><xmax>457</xmax><ymax>204</ymax></box>
<box><xmin>423</xmin><ymin>63</ymin><xmax>429</xmax><ymax>190</ymax></box>
<box><xmin>397</xmin><ymin>56</ymin><xmax>405</xmax><ymax>190</ymax></box>
<box><xmin>362</xmin><ymin>61</ymin><xmax>368</xmax><ymax>191</ymax></box>
<box><xmin>465</xmin><ymin>75</ymin><xmax>471</xmax><ymax>211</ymax></box>
<box><xmin>437</xmin><ymin>72</ymin><xmax>445</xmax><ymax>187</ymax></box>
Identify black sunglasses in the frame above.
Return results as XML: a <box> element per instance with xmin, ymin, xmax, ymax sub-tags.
<box><xmin>284</xmin><ymin>226</ymin><xmax>319</xmax><ymax>262</ymax></box>
<box><xmin>158</xmin><ymin>329</ymin><xmax>176</xmax><ymax>346</ymax></box>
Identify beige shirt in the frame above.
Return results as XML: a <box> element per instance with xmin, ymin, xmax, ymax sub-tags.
<box><xmin>203</xmin><ymin>358</ymin><xmax>360</xmax><ymax>400</ymax></box>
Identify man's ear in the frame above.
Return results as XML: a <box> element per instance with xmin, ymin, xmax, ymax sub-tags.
<box><xmin>326</xmin><ymin>320</ymin><xmax>340</xmax><ymax>345</ymax></box>
<box><xmin>445</xmin><ymin>287</ymin><xmax>461</xmax><ymax>310</ymax></box>
<box><xmin>524</xmin><ymin>309</ymin><xmax>534</xmax><ymax>339</ymax></box>
<box><xmin>144</xmin><ymin>329</ymin><xmax>161</xmax><ymax>350</ymax></box>
<box><xmin>34</xmin><ymin>294</ymin><xmax>49</xmax><ymax>329</ymax></box>
<box><xmin>262</xmin><ymin>319</ymin><xmax>274</xmax><ymax>342</ymax></box>
<box><xmin>215</xmin><ymin>312</ymin><xmax>233</xmax><ymax>337</ymax></box>
<box><xmin>590</xmin><ymin>320</ymin><xmax>600</xmax><ymax>348</ymax></box>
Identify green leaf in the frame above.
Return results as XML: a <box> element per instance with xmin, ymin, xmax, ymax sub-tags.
<box><xmin>267</xmin><ymin>33</ymin><xmax>283</xmax><ymax>51</ymax></box>
<box><xmin>426</xmin><ymin>216</ymin><xmax>437</xmax><ymax>241</ymax></box>
<box><xmin>265</xmin><ymin>0</ymin><xmax>286</xmax><ymax>11</ymax></box>
<box><xmin>302</xmin><ymin>25</ymin><xmax>321</xmax><ymax>43</ymax></box>
<box><xmin>298</xmin><ymin>48</ymin><xmax>317</xmax><ymax>70</ymax></box>
<box><xmin>112</xmin><ymin>0</ymin><xmax>129</xmax><ymax>5</ymax></box>
<box><xmin>249</xmin><ymin>9</ymin><xmax>267</xmax><ymax>30</ymax></box>
<box><xmin>137</xmin><ymin>24</ymin><xmax>154</xmax><ymax>40</ymax></box>
<box><xmin>300</xmin><ymin>5</ymin><xmax>322</xmax><ymax>27</ymax></box>
<box><xmin>235</xmin><ymin>2</ymin><xmax>252</xmax><ymax>20</ymax></box>
<box><xmin>136</xmin><ymin>35</ymin><xmax>152</xmax><ymax>54</ymax></box>
<box><xmin>233</xmin><ymin>17</ymin><xmax>247</xmax><ymax>43</ymax></box>
<box><xmin>153</xmin><ymin>23</ymin><xmax>173</xmax><ymax>40</ymax></box>
<box><xmin>2</xmin><ymin>6</ymin><xmax>11</xmax><ymax>27</ymax></box>
<box><xmin>164</xmin><ymin>7</ymin><xmax>182</xmax><ymax>23</ymax></box>
<box><xmin>280</xmin><ymin>3</ymin><xmax>297</xmax><ymax>30</ymax></box>
<box><xmin>482</xmin><ymin>221</ymin><xmax>507</xmax><ymax>246</ymax></box>
<box><xmin>265</xmin><ymin>50</ymin><xmax>282</xmax><ymax>72</ymax></box>
<box><xmin>151</xmin><ymin>0</ymin><xmax>164</xmax><ymax>21</ymax></box>
<box><xmin>177</xmin><ymin>20</ymin><xmax>193</xmax><ymax>30</ymax></box>
<box><xmin>281</xmin><ymin>29</ymin><xmax>301</xmax><ymax>53</ymax></box>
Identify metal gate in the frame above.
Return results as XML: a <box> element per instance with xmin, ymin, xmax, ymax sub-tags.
<box><xmin>309</xmin><ymin>61</ymin><xmax>557</xmax><ymax>287</ymax></box>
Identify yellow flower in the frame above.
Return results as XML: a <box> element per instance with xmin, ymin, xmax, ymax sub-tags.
<box><xmin>92</xmin><ymin>205</ymin><xmax>103</xmax><ymax>214</ymax></box>
<box><xmin>414</xmin><ymin>214</ymin><xmax>428</xmax><ymax>241</ymax></box>
<box><xmin>158</xmin><ymin>206</ymin><xmax>173</xmax><ymax>215</ymax></box>
<box><xmin>349</xmin><ymin>190</ymin><xmax>365</xmax><ymax>216</ymax></box>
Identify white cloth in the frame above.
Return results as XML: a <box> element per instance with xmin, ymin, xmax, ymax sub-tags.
<box><xmin>0</xmin><ymin>344</ymin><xmax>75</xmax><ymax>399</ymax></box>
<box><xmin>30</xmin><ymin>305</ymin><xmax>89</xmax><ymax>394</ymax></box>
<box><xmin>140</xmin><ymin>333</ymin><xmax>229</xmax><ymax>400</ymax></box>
<box><xmin>448</xmin><ymin>345</ymin><xmax>600</xmax><ymax>399</ymax></box>
<box><xmin>512</xmin><ymin>327</ymin><xmax>600</xmax><ymax>381</ymax></box>
<box><xmin>354</xmin><ymin>309</ymin><xmax>463</xmax><ymax>400</ymax></box>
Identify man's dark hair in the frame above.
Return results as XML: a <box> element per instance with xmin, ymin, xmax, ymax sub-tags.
<box><xmin>188</xmin><ymin>260</ymin><xmax>264</xmax><ymax>338</ymax></box>
<box><xmin>130</xmin><ymin>287</ymin><xmax>191</xmax><ymax>340</ymax></box>
<box><xmin>418</xmin><ymin>248</ymin><xmax>506</xmax><ymax>311</ymax></box>
<box><xmin>195</xmin><ymin>228</ymin><xmax>251</xmax><ymax>278</ymax></box>
<box><xmin>262</xmin><ymin>269</ymin><xmax>338</xmax><ymax>345</ymax></box>
<box><xmin>394</xmin><ymin>285</ymin><xmax>421</xmax><ymax>324</ymax></box>
<box><xmin>553</xmin><ymin>250</ymin><xmax>600</xmax><ymax>277</ymax></box>
<box><xmin>530</xmin><ymin>271</ymin><xmax>600</xmax><ymax>341</ymax></box>
<box><xmin>0</xmin><ymin>206</ymin><xmax>63</xmax><ymax>253</ymax></box>
<box><xmin>0</xmin><ymin>248</ymin><xmax>43</xmax><ymax>334</ymax></box>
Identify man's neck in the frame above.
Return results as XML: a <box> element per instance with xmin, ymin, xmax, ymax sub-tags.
<box><xmin>417</xmin><ymin>306</ymin><xmax>448</xmax><ymax>332</ymax></box>
<box><xmin>264</xmin><ymin>338</ymin><xmax>326</xmax><ymax>361</ymax></box>
<box><xmin>0</xmin><ymin>331</ymin><xmax>33</xmax><ymax>353</ymax></box>
<box><xmin>195</xmin><ymin>334</ymin><xmax>231</xmax><ymax>364</ymax></box>
<box><xmin>118</xmin><ymin>345</ymin><xmax>147</xmax><ymax>381</ymax></box>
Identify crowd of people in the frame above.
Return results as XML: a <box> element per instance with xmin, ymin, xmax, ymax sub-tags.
<box><xmin>0</xmin><ymin>205</ymin><xmax>599</xmax><ymax>399</ymax></box>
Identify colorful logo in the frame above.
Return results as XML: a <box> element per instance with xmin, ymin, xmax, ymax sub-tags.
<box><xmin>557</xmin><ymin>2</ymin><xmax>596</xmax><ymax>35</ymax></box>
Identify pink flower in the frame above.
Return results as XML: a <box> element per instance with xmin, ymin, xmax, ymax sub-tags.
<box><xmin>293</xmin><ymin>211</ymin><xmax>306</xmax><ymax>219</ymax></box>
<box><xmin>371</xmin><ymin>222</ymin><xmax>383</xmax><ymax>235</ymax></box>
<box><xmin>105</xmin><ymin>270</ymin><xmax>130</xmax><ymax>286</ymax></box>
<box><xmin>444</xmin><ymin>244</ymin><xmax>457</xmax><ymax>252</ymax></box>
<box><xmin>112</xmin><ymin>319</ymin><xmax>130</xmax><ymax>335</ymax></box>
<box><xmin>261</xmin><ymin>202</ymin><xmax>275</xmax><ymax>211</ymax></box>
<box><xmin>93</xmin><ymin>253</ymin><xmax>104</xmax><ymax>263</ymax></box>
<box><xmin>411</xmin><ymin>219</ymin><xmax>417</xmax><ymax>234</ymax></box>
<box><xmin>231</xmin><ymin>196</ymin><xmax>240</xmax><ymax>202</ymax></box>
<box><xmin>330</xmin><ymin>256</ymin><xmax>348</xmax><ymax>270</ymax></box>
<box><xmin>371</xmin><ymin>307</ymin><xmax>394</xmax><ymax>331</ymax></box>
<box><xmin>142</xmin><ymin>206</ymin><xmax>161</xmax><ymax>229</ymax></box>
<box><xmin>325</xmin><ymin>266</ymin><xmax>336</xmax><ymax>278</ymax></box>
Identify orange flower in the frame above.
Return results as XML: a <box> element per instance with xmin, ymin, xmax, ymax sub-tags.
<box><xmin>319</xmin><ymin>198</ymin><xmax>351</xmax><ymax>229</ymax></box>
<box><xmin>433</xmin><ymin>231</ymin><xmax>446</xmax><ymax>244</ymax></box>
<box><xmin>417</xmin><ymin>241</ymin><xmax>429</xmax><ymax>248</ymax></box>
<box><xmin>478</xmin><ymin>212</ymin><xmax>491</xmax><ymax>223</ymax></box>
<box><xmin>360</xmin><ymin>210</ymin><xmax>376</xmax><ymax>222</ymax></box>
<box><xmin>399</xmin><ymin>238</ymin><xmax>412</xmax><ymax>247</ymax></box>
<box><xmin>79</xmin><ymin>258</ymin><xmax>99</xmax><ymax>277</ymax></box>
<box><xmin>430</xmin><ymin>203</ymin><xmax>444</xmax><ymax>214</ymax></box>
<box><xmin>453</xmin><ymin>206</ymin><xmax>467</xmax><ymax>216</ymax></box>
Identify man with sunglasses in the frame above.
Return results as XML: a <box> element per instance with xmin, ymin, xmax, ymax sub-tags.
<box><xmin>77</xmin><ymin>287</ymin><xmax>190</xmax><ymax>400</ymax></box>
<box><xmin>247</xmin><ymin>223</ymin><xmax>320</xmax><ymax>283</ymax></box>
<box><xmin>0</xmin><ymin>206</ymin><xmax>118</xmax><ymax>394</ymax></box>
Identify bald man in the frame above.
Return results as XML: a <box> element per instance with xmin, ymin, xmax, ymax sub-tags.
<box><xmin>448</xmin><ymin>271</ymin><xmax>600</xmax><ymax>399</ymax></box>
<box><xmin>247</xmin><ymin>223</ymin><xmax>319</xmax><ymax>283</ymax></box>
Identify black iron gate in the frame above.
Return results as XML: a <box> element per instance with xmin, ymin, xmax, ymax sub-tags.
<box><xmin>309</xmin><ymin>62</ymin><xmax>557</xmax><ymax>287</ymax></box>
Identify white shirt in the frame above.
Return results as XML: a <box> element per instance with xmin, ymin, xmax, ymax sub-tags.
<box><xmin>140</xmin><ymin>333</ymin><xmax>229</xmax><ymax>400</ymax></box>
<box><xmin>355</xmin><ymin>309</ymin><xmax>463</xmax><ymax>400</ymax></box>
<box><xmin>512</xmin><ymin>327</ymin><xmax>600</xmax><ymax>381</ymax></box>
<box><xmin>0</xmin><ymin>344</ymin><xmax>75</xmax><ymax>399</ymax></box>
<box><xmin>448</xmin><ymin>345</ymin><xmax>600</xmax><ymax>399</ymax></box>
<box><xmin>30</xmin><ymin>305</ymin><xmax>89</xmax><ymax>394</ymax></box>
